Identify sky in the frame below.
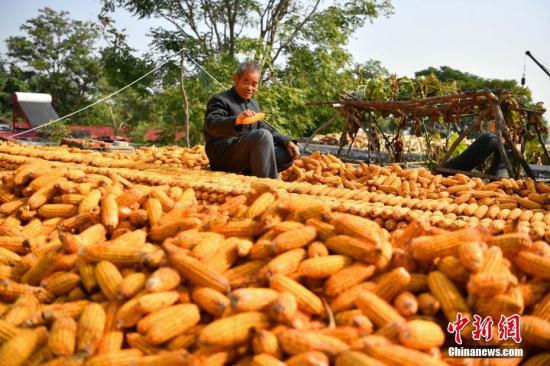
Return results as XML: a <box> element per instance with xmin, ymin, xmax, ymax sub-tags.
<box><xmin>1</xmin><ymin>0</ymin><xmax>549</xmax><ymax>118</ymax></box>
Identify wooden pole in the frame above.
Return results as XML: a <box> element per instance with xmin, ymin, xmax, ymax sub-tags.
<box><xmin>179</xmin><ymin>51</ymin><xmax>190</xmax><ymax>147</ymax></box>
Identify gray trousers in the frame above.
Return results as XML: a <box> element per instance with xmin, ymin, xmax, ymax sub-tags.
<box><xmin>209</xmin><ymin>129</ymin><xmax>293</xmax><ymax>179</ymax></box>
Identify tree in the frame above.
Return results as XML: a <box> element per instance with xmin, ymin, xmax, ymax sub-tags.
<box><xmin>100</xmin><ymin>0</ymin><xmax>393</xmax><ymax>142</ymax></box>
<box><xmin>5</xmin><ymin>7</ymin><xmax>102</xmax><ymax>119</ymax></box>
<box><xmin>415</xmin><ymin>66</ymin><xmax>532</xmax><ymax>102</ymax></box>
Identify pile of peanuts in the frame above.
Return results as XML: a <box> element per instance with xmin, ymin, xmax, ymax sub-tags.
<box><xmin>0</xmin><ymin>160</ymin><xmax>548</xmax><ymax>365</ymax></box>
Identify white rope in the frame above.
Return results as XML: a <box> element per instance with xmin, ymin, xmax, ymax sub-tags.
<box><xmin>10</xmin><ymin>47</ymin><xmax>185</xmax><ymax>138</ymax></box>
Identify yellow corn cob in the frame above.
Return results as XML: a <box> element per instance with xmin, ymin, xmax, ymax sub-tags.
<box><xmin>0</xmin><ymin>236</ymin><xmax>25</xmax><ymax>254</ymax></box>
<box><xmin>534</xmin><ymin>292</ymin><xmax>550</xmax><ymax>321</ymax></box>
<box><xmin>97</xmin><ymin>331</ymin><xmax>124</xmax><ymax>355</ymax></box>
<box><xmin>278</xmin><ymin>328</ymin><xmax>349</xmax><ymax>356</ymax></box>
<box><xmin>475</xmin><ymin>287</ymin><xmax>524</xmax><ymax>319</ymax></box>
<box><xmin>80</xmin><ymin>243</ymin><xmax>145</xmax><ymax>265</ymax></box>
<box><xmin>334</xmin><ymin>309</ymin><xmax>374</xmax><ymax>333</ymax></box>
<box><xmin>374</xmin><ymin>267</ymin><xmax>411</xmax><ymax>302</ymax></box>
<box><xmin>126</xmin><ymin>332</ymin><xmax>162</xmax><ymax>355</ymax></box>
<box><xmin>224</xmin><ymin>260</ymin><xmax>266</xmax><ymax>288</ymax></box>
<box><xmin>116</xmin><ymin>272</ymin><xmax>145</xmax><ymax>299</ymax></box>
<box><xmin>42</xmin><ymin>300</ymin><xmax>90</xmax><ymax>321</ymax></box>
<box><xmin>270</xmin><ymin>226</ymin><xmax>318</xmax><ymax>254</ymax></box>
<box><xmin>167</xmin><ymin>250</ymin><xmax>230</xmax><ymax>293</ymax></box>
<box><xmin>150</xmin><ymin>189</ymin><xmax>175</xmax><ymax>211</ymax></box>
<box><xmin>137</xmin><ymin>291</ymin><xmax>179</xmax><ymax>313</ymax></box>
<box><xmin>95</xmin><ymin>260</ymin><xmax>123</xmax><ymax>300</ymax></box>
<box><xmin>146</xmin><ymin>267</ymin><xmax>181</xmax><ymax>292</ymax></box>
<box><xmin>101</xmin><ymin>194</ymin><xmax>118</xmax><ymax>230</ymax></box>
<box><xmin>20</xmin><ymin>218</ymin><xmax>42</xmax><ymax>238</ymax></box>
<box><xmin>167</xmin><ymin>332</ymin><xmax>196</xmax><ymax>351</ymax></box>
<box><xmin>0</xmin><ymin>329</ymin><xmax>38</xmax><ymax>366</ymax></box>
<box><xmin>191</xmin><ymin>287</ymin><xmax>230</xmax><ymax>317</ymax></box>
<box><xmin>325</xmin><ymin>235</ymin><xmax>380</xmax><ymax>263</ymax></box>
<box><xmin>307</xmin><ymin>241</ymin><xmax>329</xmax><ymax>258</ymax></box>
<box><xmin>270</xmin><ymin>274</ymin><xmax>323</xmax><ymax>315</ymax></box>
<box><xmin>21</xmin><ymin>249</ymin><xmax>59</xmax><ymax>285</ymax></box>
<box><xmin>467</xmin><ymin>271</ymin><xmax>512</xmax><ymax>298</ymax></box>
<box><xmin>77</xmin><ymin>257</ymin><xmax>97</xmax><ymax>293</ymax></box>
<box><xmin>298</xmin><ymin>255</ymin><xmax>353</xmax><ymax>278</ymax></box>
<box><xmin>329</xmin><ymin>212</ymin><xmax>381</xmax><ymax>242</ymax></box>
<box><xmin>457</xmin><ymin>241</ymin><xmax>484</xmax><ymax>272</ymax></box>
<box><xmin>251</xmin><ymin>354</ymin><xmax>285</xmax><ymax>366</ymax></box>
<box><xmin>85</xmin><ymin>349</ymin><xmax>143</xmax><ymax>366</ymax></box>
<box><xmin>211</xmin><ymin>219</ymin><xmax>267</xmax><ymax>237</ymax></box>
<box><xmin>200</xmin><ymin>311</ymin><xmax>269</xmax><ymax>347</ymax></box>
<box><xmin>355</xmin><ymin>290</ymin><xmax>404</xmax><ymax>328</ymax></box>
<box><xmin>230</xmin><ymin>288</ymin><xmax>279</xmax><ymax>312</ymax></box>
<box><xmin>513</xmin><ymin>251</ymin><xmax>550</xmax><ymax>280</ymax></box>
<box><xmin>191</xmin><ymin>234</ymin><xmax>225</xmax><ymax>261</ymax></box>
<box><xmin>335</xmin><ymin>350</ymin><xmax>386</xmax><ymax>366</ymax></box>
<box><xmin>259</xmin><ymin>248</ymin><xmax>306</xmax><ymax>278</ymax></box>
<box><xmin>246</xmin><ymin>192</ymin><xmax>276</xmax><ymax>219</ymax></box>
<box><xmin>37</xmin><ymin>203</ymin><xmax>78</xmax><ymax>218</ymax></box>
<box><xmin>48</xmin><ymin>316</ymin><xmax>77</xmax><ymax>356</ymax></box>
<box><xmin>149</xmin><ymin>217</ymin><xmax>202</xmax><ymax>241</ymax></box>
<box><xmin>27</xmin><ymin>177</ymin><xmax>66</xmax><ymax>210</ymax></box>
<box><xmin>59</xmin><ymin>193</ymin><xmax>85</xmax><ymax>205</ymax></box>
<box><xmin>268</xmin><ymin>291</ymin><xmax>298</xmax><ymax>323</ymax></box>
<box><xmin>145</xmin><ymin>198</ymin><xmax>163</xmax><ymax>227</ymax></box>
<box><xmin>411</xmin><ymin>227</ymin><xmax>488</xmax><ymax>261</ymax></box>
<box><xmin>361</xmin><ymin>336</ymin><xmax>447</xmax><ymax>366</ymax></box>
<box><xmin>393</xmin><ymin>291</ymin><xmax>418</xmax><ymax>317</ymax></box>
<box><xmin>77</xmin><ymin>302</ymin><xmax>106</xmax><ymax>355</ymax></box>
<box><xmin>251</xmin><ymin>329</ymin><xmax>280</xmax><ymax>357</ymax></box>
<box><xmin>286</xmin><ymin>351</ymin><xmax>329</xmax><ymax>366</ymax></box>
<box><xmin>427</xmin><ymin>271</ymin><xmax>470</xmax><ymax>321</ymax></box>
<box><xmin>0</xmin><ymin>319</ymin><xmax>19</xmax><ymax>342</ymax></box>
<box><xmin>305</xmin><ymin>218</ymin><xmax>335</xmax><ymax>241</ymax></box>
<box><xmin>398</xmin><ymin>319</ymin><xmax>445</xmax><ymax>350</ymax></box>
<box><xmin>325</xmin><ymin>263</ymin><xmax>375</xmax><ymax>298</ymax></box>
<box><xmin>3</xmin><ymin>293</ymin><xmax>40</xmax><ymax>326</ymax></box>
<box><xmin>41</xmin><ymin>271</ymin><xmax>80</xmax><ymax>295</ymax></box>
<box><xmin>417</xmin><ymin>292</ymin><xmax>440</xmax><ymax>316</ymax></box>
<box><xmin>133</xmin><ymin>350</ymin><xmax>189</xmax><ymax>366</ymax></box>
<box><xmin>521</xmin><ymin>315</ymin><xmax>550</xmax><ymax>349</ymax></box>
<box><xmin>0</xmin><ymin>198</ymin><xmax>26</xmax><ymax>216</ymax></box>
<box><xmin>78</xmin><ymin>189</ymin><xmax>102</xmax><ymax>214</ymax></box>
<box><xmin>141</xmin><ymin>303</ymin><xmax>200</xmax><ymax>345</ymax></box>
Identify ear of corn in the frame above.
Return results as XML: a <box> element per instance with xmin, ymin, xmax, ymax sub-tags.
<box><xmin>200</xmin><ymin>312</ymin><xmax>269</xmax><ymax>347</ymax></box>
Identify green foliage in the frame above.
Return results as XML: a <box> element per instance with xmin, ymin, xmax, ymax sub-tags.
<box><xmin>43</xmin><ymin>121</ymin><xmax>69</xmax><ymax>143</ymax></box>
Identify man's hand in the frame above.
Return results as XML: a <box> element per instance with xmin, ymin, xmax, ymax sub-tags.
<box><xmin>236</xmin><ymin>110</ymin><xmax>255</xmax><ymax>125</ymax></box>
<box><xmin>287</xmin><ymin>141</ymin><xmax>300</xmax><ymax>161</ymax></box>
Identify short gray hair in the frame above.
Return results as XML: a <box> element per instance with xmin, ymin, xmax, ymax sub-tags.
<box><xmin>236</xmin><ymin>61</ymin><xmax>260</xmax><ymax>77</ymax></box>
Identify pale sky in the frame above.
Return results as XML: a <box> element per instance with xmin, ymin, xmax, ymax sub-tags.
<box><xmin>1</xmin><ymin>0</ymin><xmax>549</xmax><ymax>118</ymax></box>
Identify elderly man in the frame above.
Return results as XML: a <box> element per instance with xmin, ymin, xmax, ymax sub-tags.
<box><xmin>203</xmin><ymin>61</ymin><xmax>300</xmax><ymax>179</ymax></box>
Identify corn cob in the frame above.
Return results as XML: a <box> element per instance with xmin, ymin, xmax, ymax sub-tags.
<box><xmin>41</xmin><ymin>271</ymin><xmax>80</xmax><ymax>296</ymax></box>
<box><xmin>100</xmin><ymin>193</ymin><xmax>118</xmax><ymax>230</ymax></box>
<box><xmin>211</xmin><ymin>219</ymin><xmax>267</xmax><ymax>237</ymax></box>
<box><xmin>361</xmin><ymin>336</ymin><xmax>448</xmax><ymax>366</ymax></box>
<box><xmin>298</xmin><ymin>255</ymin><xmax>353</xmax><ymax>278</ymax></box>
<box><xmin>393</xmin><ymin>291</ymin><xmax>418</xmax><ymax>317</ymax></box>
<box><xmin>355</xmin><ymin>290</ymin><xmax>404</xmax><ymax>328</ymax></box>
<box><xmin>95</xmin><ymin>260</ymin><xmax>123</xmax><ymax>300</ymax></box>
<box><xmin>374</xmin><ymin>267</ymin><xmax>411</xmax><ymax>302</ymax></box>
<box><xmin>513</xmin><ymin>251</ymin><xmax>550</xmax><ymax>280</ymax></box>
<box><xmin>145</xmin><ymin>198</ymin><xmax>163</xmax><ymax>226</ymax></box>
<box><xmin>286</xmin><ymin>351</ymin><xmax>329</xmax><ymax>366</ymax></box>
<box><xmin>48</xmin><ymin>316</ymin><xmax>77</xmax><ymax>356</ymax></box>
<box><xmin>200</xmin><ymin>312</ymin><xmax>269</xmax><ymax>347</ymax></box>
<box><xmin>521</xmin><ymin>315</ymin><xmax>550</xmax><ymax>349</ymax></box>
<box><xmin>325</xmin><ymin>263</ymin><xmax>375</xmax><ymax>298</ymax></box>
<box><xmin>246</xmin><ymin>192</ymin><xmax>276</xmax><ymax>219</ymax></box>
<box><xmin>149</xmin><ymin>217</ymin><xmax>202</xmax><ymax>241</ymax></box>
<box><xmin>398</xmin><ymin>319</ymin><xmax>445</xmax><ymax>350</ymax></box>
<box><xmin>278</xmin><ymin>328</ymin><xmax>349</xmax><ymax>356</ymax></box>
<box><xmin>77</xmin><ymin>302</ymin><xmax>106</xmax><ymax>355</ymax></box>
<box><xmin>85</xmin><ymin>349</ymin><xmax>143</xmax><ymax>366</ymax></box>
<box><xmin>80</xmin><ymin>243</ymin><xmax>145</xmax><ymax>265</ymax></box>
<box><xmin>141</xmin><ymin>304</ymin><xmax>200</xmax><ymax>344</ymax></box>
<box><xmin>126</xmin><ymin>332</ymin><xmax>162</xmax><ymax>355</ymax></box>
<box><xmin>427</xmin><ymin>271</ymin><xmax>470</xmax><ymax>321</ymax></box>
<box><xmin>230</xmin><ymin>288</ymin><xmax>279</xmax><ymax>312</ymax></box>
<box><xmin>270</xmin><ymin>226</ymin><xmax>317</xmax><ymax>254</ymax></box>
<box><xmin>251</xmin><ymin>353</ymin><xmax>285</xmax><ymax>366</ymax></box>
<box><xmin>167</xmin><ymin>250</ymin><xmax>230</xmax><ymax>293</ymax></box>
<box><xmin>0</xmin><ymin>329</ymin><xmax>38</xmax><ymax>366</ymax></box>
<box><xmin>191</xmin><ymin>287</ymin><xmax>230</xmax><ymax>316</ymax></box>
<box><xmin>137</xmin><ymin>291</ymin><xmax>179</xmax><ymax>313</ymax></box>
<box><xmin>270</xmin><ymin>274</ymin><xmax>323</xmax><ymax>315</ymax></box>
<box><xmin>117</xmin><ymin>272</ymin><xmax>146</xmax><ymax>299</ymax></box>
<box><xmin>411</xmin><ymin>227</ymin><xmax>487</xmax><ymax>261</ymax></box>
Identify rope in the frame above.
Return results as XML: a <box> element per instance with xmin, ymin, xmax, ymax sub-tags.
<box><xmin>183</xmin><ymin>53</ymin><xmax>227</xmax><ymax>90</ymax></box>
<box><xmin>10</xmin><ymin>47</ymin><xmax>186</xmax><ymax>138</ymax></box>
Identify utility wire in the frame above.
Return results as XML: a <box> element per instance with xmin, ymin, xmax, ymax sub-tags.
<box><xmin>10</xmin><ymin>47</ymin><xmax>185</xmax><ymax>138</ymax></box>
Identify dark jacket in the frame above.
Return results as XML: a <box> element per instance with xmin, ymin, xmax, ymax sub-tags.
<box><xmin>203</xmin><ymin>87</ymin><xmax>290</xmax><ymax>162</ymax></box>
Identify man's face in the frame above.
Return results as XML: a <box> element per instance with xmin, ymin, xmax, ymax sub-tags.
<box><xmin>233</xmin><ymin>70</ymin><xmax>260</xmax><ymax>100</ymax></box>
